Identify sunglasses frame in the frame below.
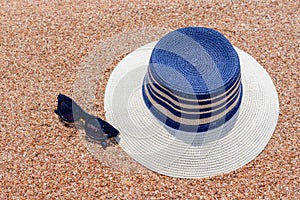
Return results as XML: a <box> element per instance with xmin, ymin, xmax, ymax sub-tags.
<box><xmin>54</xmin><ymin>93</ymin><xmax>119</xmax><ymax>148</ymax></box>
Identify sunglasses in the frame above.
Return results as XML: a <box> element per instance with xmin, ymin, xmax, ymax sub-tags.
<box><xmin>54</xmin><ymin>93</ymin><xmax>119</xmax><ymax>148</ymax></box>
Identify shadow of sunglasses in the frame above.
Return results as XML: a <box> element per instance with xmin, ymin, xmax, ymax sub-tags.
<box><xmin>54</xmin><ymin>93</ymin><xmax>119</xmax><ymax>148</ymax></box>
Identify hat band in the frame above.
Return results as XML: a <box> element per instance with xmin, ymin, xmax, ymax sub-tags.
<box><xmin>143</xmin><ymin>80</ymin><xmax>242</xmax><ymax>122</ymax></box>
<box><xmin>144</xmin><ymin>79</ymin><xmax>241</xmax><ymax>116</ymax></box>
<box><xmin>146</xmin><ymin>67</ymin><xmax>242</xmax><ymax>110</ymax></box>
<box><xmin>142</xmin><ymin>71</ymin><xmax>243</xmax><ymax>132</ymax></box>
<box><xmin>142</xmin><ymin>84</ymin><xmax>242</xmax><ymax>132</ymax></box>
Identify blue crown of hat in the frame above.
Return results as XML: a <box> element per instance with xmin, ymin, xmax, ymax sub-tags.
<box><xmin>142</xmin><ymin>27</ymin><xmax>243</xmax><ymax>132</ymax></box>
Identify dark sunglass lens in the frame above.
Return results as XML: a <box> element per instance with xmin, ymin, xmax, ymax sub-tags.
<box><xmin>107</xmin><ymin>129</ymin><xmax>119</xmax><ymax>138</ymax></box>
<box><xmin>98</xmin><ymin>119</ymin><xmax>119</xmax><ymax>138</ymax></box>
<box><xmin>59</xmin><ymin>101</ymin><xmax>74</xmax><ymax>122</ymax></box>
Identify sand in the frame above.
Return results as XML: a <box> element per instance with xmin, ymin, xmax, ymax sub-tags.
<box><xmin>0</xmin><ymin>0</ymin><xmax>299</xmax><ymax>199</ymax></box>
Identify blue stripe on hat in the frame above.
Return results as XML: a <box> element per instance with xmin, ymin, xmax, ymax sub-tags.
<box><xmin>143</xmin><ymin>82</ymin><xmax>242</xmax><ymax>120</ymax></box>
<box><xmin>146</xmin><ymin>69</ymin><xmax>241</xmax><ymax>106</ymax></box>
<box><xmin>144</xmin><ymin>76</ymin><xmax>241</xmax><ymax>114</ymax></box>
<box><xmin>143</xmin><ymin>86</ymin><xmax>243</xmax><ymax>132</ymax></box>
<box><xmin>142</xmin><ymin>85</ymin><xmax>243</xmax><ymax>132</ymax></box>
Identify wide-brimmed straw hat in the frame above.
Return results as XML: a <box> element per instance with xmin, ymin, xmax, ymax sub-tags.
<box><xmin>104</xmin><ymin>27</ymin><xmax>279</xmax><ymax>178</ymax></box>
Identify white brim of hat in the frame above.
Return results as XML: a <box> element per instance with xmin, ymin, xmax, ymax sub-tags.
<box><xmin>104</xmin><ymin>41</ymin><xmax>279</xmax><ymax>178</ymax></box>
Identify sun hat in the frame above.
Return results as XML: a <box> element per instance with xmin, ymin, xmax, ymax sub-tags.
<box><xmin>104</xmin><ymin>27</ymin><xmax>279</xmax><ymax>178</ymax></box>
